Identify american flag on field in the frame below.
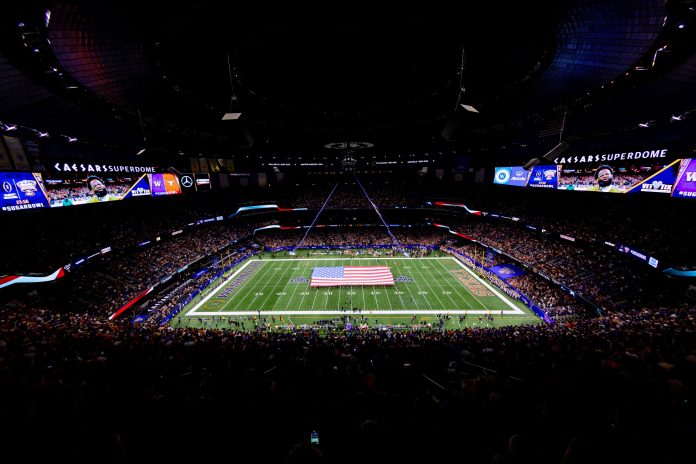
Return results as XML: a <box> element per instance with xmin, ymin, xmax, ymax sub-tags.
<box><xmin>310</xmin><ymin>266</ymin><xmax>395</xmax><ymax>287</ymax></box>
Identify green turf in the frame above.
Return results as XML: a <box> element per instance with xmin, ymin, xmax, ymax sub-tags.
<box><xmin>169</xmin><ymin>252</ymin><xmax>541</xmax><ymax>331</ymax></box>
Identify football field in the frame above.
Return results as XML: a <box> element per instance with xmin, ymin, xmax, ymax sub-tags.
<box><xmin>171</xmin><ymin>255</ymin><xmax>541</xmax><ymax>330</ymax></box>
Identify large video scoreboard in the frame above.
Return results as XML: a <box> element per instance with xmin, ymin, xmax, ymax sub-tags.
<box><xmin>494</xmin><ymin>152</ymin><xmax>695</xmax><ymax>198</ymax></box>
<box><xmin>1</xmin><ymin>171</ymin><xmax>212</xmax><ymax>212</ymax></box>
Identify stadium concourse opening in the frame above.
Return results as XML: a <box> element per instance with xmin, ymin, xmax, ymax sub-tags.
<box><xmin>2</xmin><ymin>1</ymin><xmax>695</xmax><ymax>462</ymax></box>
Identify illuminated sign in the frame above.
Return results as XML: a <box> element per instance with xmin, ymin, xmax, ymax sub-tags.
<box><xmin>553</xmin><ymin>148</ymin><xmax>669</xmax><ymax>165</ymax></box>
<box><xmin>494</xmin><ymin>166</ymin><xmax>530</xmax><ymax>186</ymax></box>
<box><xmin>52</xmin><ymin>162</ymin><xmax>158</xmax><ymax>173</ymax></box>
<box><xmin>0</xmin><ymin>172</ymin><xmax>49</xmax><ymax>212</ymax></box>
<box><xmin>672</xmin><ymin>158</ymin><xmax>696</xmax><ymax>199</ymax></box>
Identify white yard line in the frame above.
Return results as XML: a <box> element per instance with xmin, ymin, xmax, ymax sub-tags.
<box><xmin>191</xmin><ymin>309</ymin><xmax>520</xmax><ymax>316</ymax></box>
<box><xmin>266</xmin><ymin>257</ymin><xmax>443</xmax><ymax>261</ymax></box>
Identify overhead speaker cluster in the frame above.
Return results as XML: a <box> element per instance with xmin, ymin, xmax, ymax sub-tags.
<box><xmin>542</xmin><ymin>141</ymin><xmax>570</xmax><ymax>162</ymax></box>
<box><xmin>523</xmin><ymin>142</ymin><xmax>570</xmax><ymax>170</ymax></box>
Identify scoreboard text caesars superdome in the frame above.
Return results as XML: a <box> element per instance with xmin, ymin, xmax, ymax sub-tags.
<box><xmin>494</xmin><ymin>149</ymin><xmax>696</xmax><ymax>198</ymax></box>
<box><xmin>0</xmin><ymin>171</ymin><xmax>212</xmax><ymax>212</ymax></box>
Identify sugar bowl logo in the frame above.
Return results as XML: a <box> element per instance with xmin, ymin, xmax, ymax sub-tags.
<box><xmin>543</xmin><ymin>168</ymin><xmax>557</xmax><ymax>180</ymax></box>
<box><xmin>16</xmin><ymin>179</ymin><xmax>38</xmax><ymax>196</ymax></box>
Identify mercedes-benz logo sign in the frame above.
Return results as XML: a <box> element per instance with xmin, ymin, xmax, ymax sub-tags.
<box><xmin>181</xmin><ymin>176</ymin><xmax>194</xmax><ymax>188</ymax></box>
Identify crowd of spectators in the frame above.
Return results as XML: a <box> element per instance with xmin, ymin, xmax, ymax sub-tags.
<box><xmin>135</xmin><ymin>246</ymin><xmax>251</xmax><ymax>327</ymax></box>
<box><xmin>2</xmin><ymin>178</ymin><xmax>694</xmax><ymax>462</ymax></box>
<box><xmin>0</xmin><ymin>299</ymin><xmax>693</xmax><ymax>463</ymax></box>
<box><xmin>2</xmin><ymin>179</ymin><xmax>427</xmax><ymax>274</ymax></box>
<box><xmin>2</xmin><ymin>191</ymin><xmax>239</xmax><ymax>274</ymax></box>
<box><xmin>70</xmin><ymin>224</ymin><xmax>253</xmax><ymax>315</ymax></box>
<box><xmin>473</xmin><ymin>186</ymin><xmax>693</xmax><ymax>265</ymax></box>
<box><xmin>7</xmin><ymin>176</ymin><xmax>691</xmax><ymax>276</ymax></box>
<box><xmin>18</xmin><ymin>211</ymin><xmax>672</xmax><ymax>320</ymax></box>
<box><xmin>450</xmin><ymin>243</ymin><xmax>586</xmax><ymax>319</ymax></box>
<box><xmin>256</xmin><ymin>227</ymin><xmax>449</xmax><ymax>250</ymax></box>
<box><xmin>449</xmin><ymin>221</ymin><xmax>658</xmax><ymax>310</ymax></box>
<box><xmin>256</xmin><ymin>180</ymin><xmax>424</xmax><ymax>209</ymax></box>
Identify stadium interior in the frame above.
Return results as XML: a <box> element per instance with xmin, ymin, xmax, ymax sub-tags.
<box><xmin>1</xmin><ymin>1</ymin><xmax>696</xmax><ymax>463</ymax></box>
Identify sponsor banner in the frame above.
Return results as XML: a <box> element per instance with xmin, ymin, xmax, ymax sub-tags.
<box><xmin>0</xmin><ymin>172</ymin><xmax>49</xmax><ymax>212</ymax></box>
<box><xmin>494</xmin><ymin>166</ymin><xmax>530</xmax><ymax>186</ymax></box>
<box><xmin>488</xmin><ymin>264</ymin><xmax>525</xmax><ymax>280</ymax></box>
<box><xmin>50</xmin><ymin>161</ymin><xmax>158</xmax><ymax>174</ymax></box>
<box><xmin>630</xmin><ymin>161</ymin><xmax>679</xmax><ymax>194</ymax></box>
<box><xmin>148</xmin><ymin>173</ymin><xmax>182</xmax><ymax>196</ymax></box>
<box><xmin>527</xmin><ymin>165</ymin><xmax>558</xmax><ymax>189</ymax></box>
<box><xmin>3</xmin><ymin>136</ymin><xmax>30</xmax><ymax>170</ymax></box>
<box><xmin>485</xmin><ymin>248</ymin><xmax>497</xmax><ymax>262</ymax></box>
<box><xmin>672</xmin><ymin>158</ymin><xmax>696</xmax><ymax>199</ymax></box>
<box><xmin>195</xmin><ymin>173</ymin><xmax>211</xmax><ymax>191</ymax></box>
<box><xmin>122</xmin><ymin>174</ymin><xmax>152</xmax><ymax>199</ymax></box>
<box><xmin>616</xmin><ymin>243</ymin><xmax>659</xmax><ymax>269</ymax></box>
<box><xmin>552</xmin><ymin>148</ymin><xmax>670</xmax><ymax>165</ymax></box>
<box><xmin>178</xmin><ymin>172</ymin><xmax>212</xmax><ymax>193</ymax></box>
<box><xmin>193</xmin><ymin>268</ymin><xmax>209</xmax><ymax>279</ymax></box>
<box><xmin>178</xmin><ymin>173</ymin><xmax>197</xmax><ymax>193</ymax></box>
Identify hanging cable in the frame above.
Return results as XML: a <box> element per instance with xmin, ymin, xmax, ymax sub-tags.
<box><xmin>354</xmin><ymin>175</ymin><xmax>402</xmax><ymax>251</ymax></box>
<box><xmin>559</xmin><ymin>104</ymin><xmax>568</xmax><ymax>144</ymax></box>
<box><xmin>226</xmin><ymin>51</ymin><xmax>237</xmax><ymax>113</ymax></box>
<box><xmin>454</xmin><ymin>45</ymin><xmax>467</xmax><ymax>110</ymax></box>
<box><xmin>136</xmin><ymin>107</ymin><xmax>147</xmax><ymax>154</ymax></box>
<box><xmin>294</xmin><ymin>183</ymin><xmax>339</xmax><ymax>251</ymax></box>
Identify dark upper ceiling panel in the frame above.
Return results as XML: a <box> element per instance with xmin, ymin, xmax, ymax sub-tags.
<box><xmin>0</xmin><ymin>50</ymin><xmax>140</xmax><ymax>146</ymax></box>
<box><xmin>42</xmin><ymin>0</ymin><xmax>568</xmax><ymax>143</ymax></box>
<box><xmin>3</xmin><ymin>0</ymin><xmax>692</xmax><ymax>156</ymax></box>
<box><xmin>474</xmin><ymin>0</ymin><xmax>667</xmax><ymax>128</ymax></box>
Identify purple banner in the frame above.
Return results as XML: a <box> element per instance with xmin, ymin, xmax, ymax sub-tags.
<box><xmin>672</xmin><ymin>158</ymin><xmax>696</xmax><ymax>199</ymax></box>
<box><xmin>0</xmin><ymin>172</ymin><xmax>49</xmax><ymax>212</ymax></box>
<box><xmin>488</xmin><ymin>264</ymin><xmax>525</xmax><ymax>280</ymax></box>
<box><xmin>148</xmin><ymin>173</ymin><xmax>182</xmax><ymax>196</ymax></box>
